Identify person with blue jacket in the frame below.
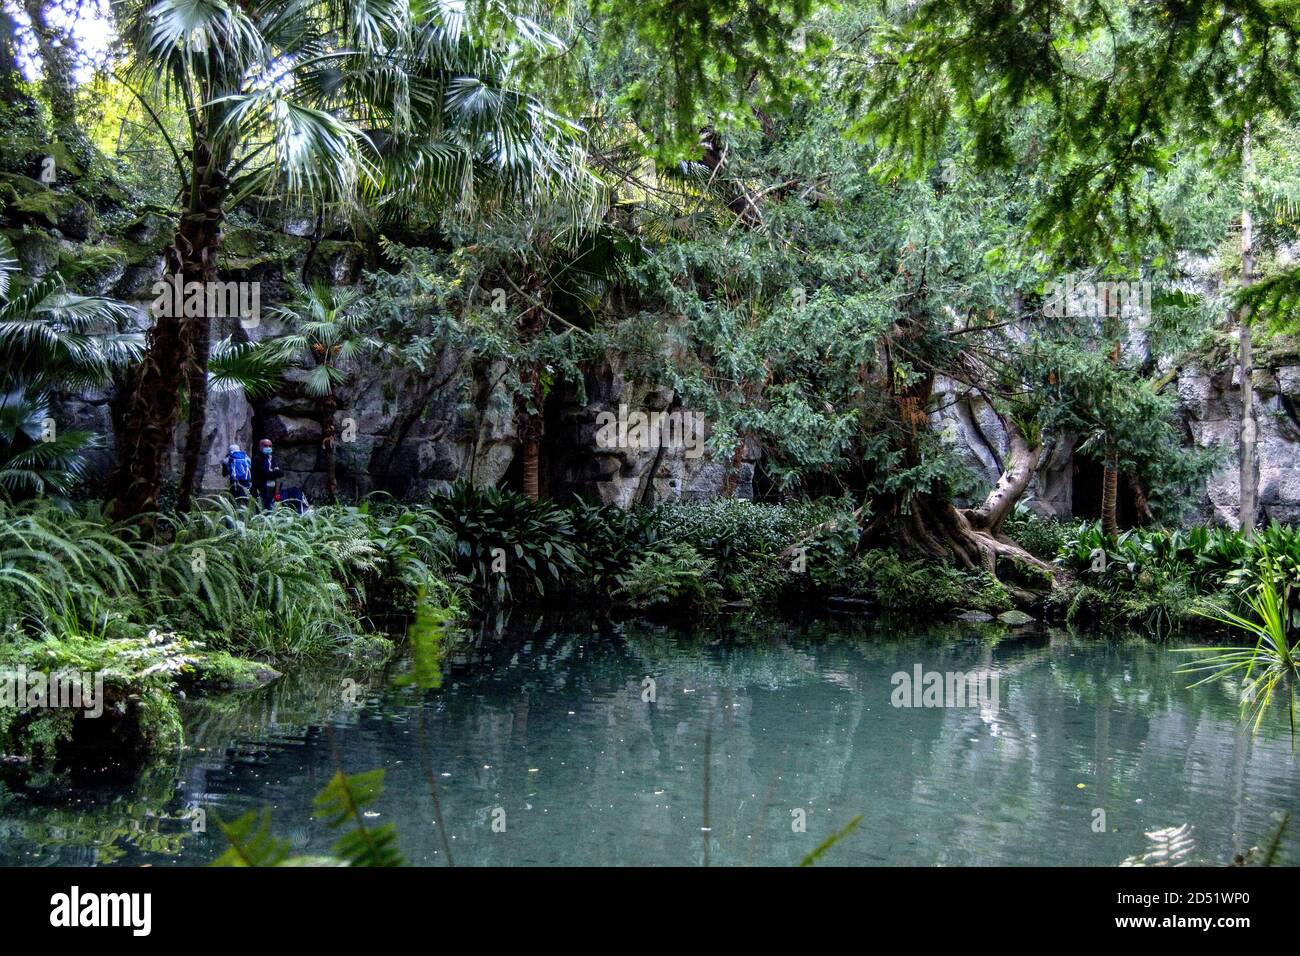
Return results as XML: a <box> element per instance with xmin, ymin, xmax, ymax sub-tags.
<box><xmin>222</xmin><ymin>443</ymin><xmax>253</xmax><ymax>502</ymax></box>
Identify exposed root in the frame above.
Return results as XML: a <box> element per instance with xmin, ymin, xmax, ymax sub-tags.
<box><xmin>861</xmin><ymin>494</ymin><xmax>1060</xmax><ymax>607</ymax></box>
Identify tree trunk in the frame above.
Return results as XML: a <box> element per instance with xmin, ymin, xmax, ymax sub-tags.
<box><xmin>1128</xmin><ymin>474</ymin><xmax>1154</xmax><ymax>525</ymax></box>
<box><xmin>514</xmin><ymin>361</ymin><xmax>544</xmax><ymax>501</ymax></box>
<box><xmin>860</xmin><ymin>372</ymin><xmax>1056</xmax><ymax>599</ymax></box>
<box><xmin>322</xmin><ymin>389</ymin><xmax>338</xmax><ymax>502</ymax></box>
<box><xmin>1238</xmin><ymin>123</ymin><xmax>1258</xmax><ymax>538</ymax></box>
<box><xmin>719</xmin><ymin>436</ymin><xmax>747</xmax><ymax>498</ymax></box>
<box><xmin>0</xmin><ymin>7</ymin><xmax>35</xmax><ymax>115</ymax></box>
<box><xmin>1100</xmin><ymin>443</ymin><xmax>1119</xmax><ymax>537</ymax></box>
<box><xmin>969</xmin><ymin>423</ymin><xmax>1042</xmax><ymax>535</ymax></box>
<box><xmin>512</xmin><ymin>270</ymin><xmax>548</xmax><ymax>501</ymax></box>
<box><xmin>1097</xmin><ymin>336</ymin><xmax>1123</xmax><ymax>538</ymax></box>
<box><xmin>521</xmin><ymin>437</ymin><xmax>540</xmax><ymax>501</ymax></box>
<box><xmin>21</xmin><ymin>0</ymin><xmax>93</xmax><ymax>169</ymax></box>
<box><xmin>175</xmin><ymin>322</ymin><xmax>211</xmax><ymax>512</ymax></box>
<box><xmin>109</xmin><ymin>146</ymin><xmax>228</xmax><ymax>521</ymax></box>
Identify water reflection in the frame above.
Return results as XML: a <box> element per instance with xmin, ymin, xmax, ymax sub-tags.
<box><xmin>0</xmin><ymin>617</ymin><xmax>1296</xmax><ymax>866</ymax></box>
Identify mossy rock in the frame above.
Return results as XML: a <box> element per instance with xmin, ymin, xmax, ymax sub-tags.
<box><xmin>187</xmin><ymin>651</ymin><xmax>282</xmax><ymax>692</ymax></box>
<box><xmin>217</xmin><ymin>225</ymin><xmax>302</xmax><ymax>275</ymax></box>
<box><xmin>0</xmin><ymin>685</ymin><xmax>181</xmax><ymax>771</ymax></box>
<box><xmin>5</xmin><ymin>183</ymin><xmax>98</xmax><ymax>240</ymax></box>
<box><xmin>0</xmin><ymin>172</ymin><xmax>45</xmax><ymax>197</ymax></box>
<box><xmin>8</xmin><ymin>186</ymin><xmax>62</xmax><ymax>225</ymax></box>
<box><xmin>40</xmin><ymin>140</ymin><xmax>84</xmax><ymax>180</ymax></box>
<box><xmin>3</xmin><ymin>227</ymin><xmax>61</xmax><ymax>277</ymax></box>
<box><xmin>121</xmin><ymin>208</ymin><xmax>173</xmax><ymax>246</ymax></box>
<box><xmin>305</xmin><ymin>239</ymin><xmax>365</xmax><ymax>284</ymax></box>
<box><xmin>337</xmin><ymin>634</ymin><xmax>396</xmax><ymax>664</ymax></box>
<box><xmin>57</xmin><ymin>243</ymin><xmax>129</xmax><ymax>292</ymax></box>
<box><xmin>996</xmin><ymin>609</ymin><xmax>1036</xmax><ymax>626</ymax></box>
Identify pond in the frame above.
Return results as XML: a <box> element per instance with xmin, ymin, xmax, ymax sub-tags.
<box><xmin>2</xmin><ymin>616</ymin><xmax>1297</xmax><ymax>866</ymax></box>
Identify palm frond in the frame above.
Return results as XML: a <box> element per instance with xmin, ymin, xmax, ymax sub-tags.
<box><xmin>208</xmin><ymin>337</ymin><xmax>289</xmax><ymax>397</ymax></box>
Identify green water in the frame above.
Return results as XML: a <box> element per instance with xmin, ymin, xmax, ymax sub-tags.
<box><xmin>2</xmin><ymin>617</ymin><xmax>1297</xmax><ymax>866</ymax></box>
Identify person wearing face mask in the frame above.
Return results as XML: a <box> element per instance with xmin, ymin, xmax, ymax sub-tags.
<box><xmin>251</xmin><ymin>438</ymin><xmax>285</xmax><ymax>510</ymax></box>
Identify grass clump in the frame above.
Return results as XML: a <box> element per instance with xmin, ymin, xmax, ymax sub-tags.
<box><xmin>0</xmin><ymin>496</ymin><xmax>466</xmax><ymax>767</ymax></box>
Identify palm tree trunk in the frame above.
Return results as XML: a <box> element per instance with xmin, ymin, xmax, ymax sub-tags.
<box><xmin>176</xmin><ymin>323</ymin><xmax>210</xmax><ymax>512</ymax></box>
<box><xmin>512</xmin><ymin>271</ymin><xmax>548</xmax><ymax>501</ymax></box>
<box><xmin>521</xmin><ymin>437</ymin><xmax>540</xmax><ymax>501</ymax></box>
<box><xmin>1238</xmin><ymin>123</ymin><xmax>1258</xmax><ymax>538</ymax></box>
<box><xmin>1101</xmin><ymin>443</ymin><xmax>1120</xmax><ymax>537</ymax></box>
<box><xmin>109</xmin><ymin>147</ymin><xmax>228</xmax><ymax>521</ymax></box>
<box><xmin>518</xmin><ymin>365</ymin><xmax>544</xmax><ymax>500</ymax></box>
<box><xmin>322</xmin><ymin>390</ymin><xmax>338</xmax><ymax>502</ymax></box>
<box><xmin>1098</xmin><ymin>336</ymin><xmax>1123</xmax><ymax>537</ymax></box>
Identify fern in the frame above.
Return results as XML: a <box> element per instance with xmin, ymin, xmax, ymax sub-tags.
<box><xmin>211</xmin><ymin>810</ymin><xmax>294</xmax><ymax>867</ymax></box>
<box><xmin>616</xmin><ymin>542</ymin><xmax>721</xmax><ymax>614</ymax></box>
<box><xmin>313</xmin><ymin>770</ymin><xmax>406</xmax><ymax>867</ymax></box>
<box><xmin>214</xmin><ymin>771</ymin><xmax>406</xmax><ymax>867</ymax></box>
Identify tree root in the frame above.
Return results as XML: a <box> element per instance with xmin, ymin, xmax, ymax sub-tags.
<box><xmin>862</xmin><ymin>494</ymin><xmax>1060</xmax><ymax>608</ymax></box>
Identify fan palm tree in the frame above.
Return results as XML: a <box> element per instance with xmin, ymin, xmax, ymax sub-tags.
<box><xmin>269</xmin><ymin>281</ymin><xmax>385</xmax><ymax>501</ymax></box>
<box><xmin>108</xmin><ymin>0</ymin><xmax>598</xmax><ymax>520</ymax></box>
<box><xmin>0</xmin><ymin>237</ymin><xmax>142</xmax><ymax>499</ymax></box>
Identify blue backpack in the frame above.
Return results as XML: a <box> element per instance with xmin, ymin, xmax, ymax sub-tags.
<box><xmin>227</xmin><ymin>450</ymin><xmax>251</xmax><ymax>482</ymax></box>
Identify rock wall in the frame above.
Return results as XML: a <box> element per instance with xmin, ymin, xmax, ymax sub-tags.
<box><xmin>7</xmin><ymin>179</ymin><xmax>1297</xmax><ymax>519</ymax></box>
<box><xmin>246</xmin><ymin>342</ymin><xmax>752</xmax><ymax>505</ymax></box>
<box><xmin>1178</xmin><ymin>362</ymin><xmax>1300</xmax><ymax>527</ymax></box>
<box><xmin>5</xmin><ymin>193</ymin><xmax>744</xmax><ymax>505</ymax></box>
<box><xmin>548</xmin><ymin>357</ymin><xmax>756</xmax><ymax>507</ymax></box>
<box><xmin>933</xmin><ymin>359</ymin><xmax>1300</xmax><ymax>529</ymax></box>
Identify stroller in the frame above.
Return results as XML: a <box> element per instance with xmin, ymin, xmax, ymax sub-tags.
<box><xmin>276</xmin><ymin>486</ymin><xmax>311</xmax><ymax>515</ymax></box>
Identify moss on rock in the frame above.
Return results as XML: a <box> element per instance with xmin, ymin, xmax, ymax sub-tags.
<box><xmin>187</xmin><ymin>651</ymin><xmax>282</xmax><ymax>692</ymax></box>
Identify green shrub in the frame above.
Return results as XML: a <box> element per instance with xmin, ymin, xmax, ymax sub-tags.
<box><xmin>851</xmin><ymin>549</ymin><xmax>1012</xmax><ymax>615</ymax></box>
<box><xmin>803</xmin><ymin>511</ymin><xmax>866</xmax><ymax>594</ymax></box>
<box><xmin>1055</xmin><ymin>520</ymin><xmax>1300</xmax><ymax>631</ymax></box>
<box><xmin>726</xmin><ymin>553</ymin><xmax>795</xmax><ymax>605</ymax></box>
<box><xmin>0</xmin><ymin>497</ymin><xmax>462</xmax><ymax>663</ymax></box>
<box><xmin>653</xmin><ymin>499</ymin><xmax>810</xmax><ymax>578</ymax></box>
<box><xmin>1003</xmin><ymin>508</ymin><xmax>1072</xmax><ymax>561</ymax></box>
<box><xmin>427</xmin><ymin>481</ymin><xmax>581</xmax><ymax>602</ymax></box>
<box><xmin>345</xmin><ymin>502</ymin><xmax>456</xmax><ymax>615</ymax></box>
<box><xmin>0</xmin><ymin>500</ymin><xmax>139</xmax><ymax>630</ymax></box>
<box><xmin>569</xmin><ymin>497</ymin><xmax>660</xmax><ymax>592</ymax></box>
<box><xmin>616</xmin><ymin>542</ymin><xmax>722</xmax><ymax>615</ymax></box>
<box><xmin>654</xmin><ymin>498</ymin><xmax>857</xmax><ymax>595</ymax></box>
